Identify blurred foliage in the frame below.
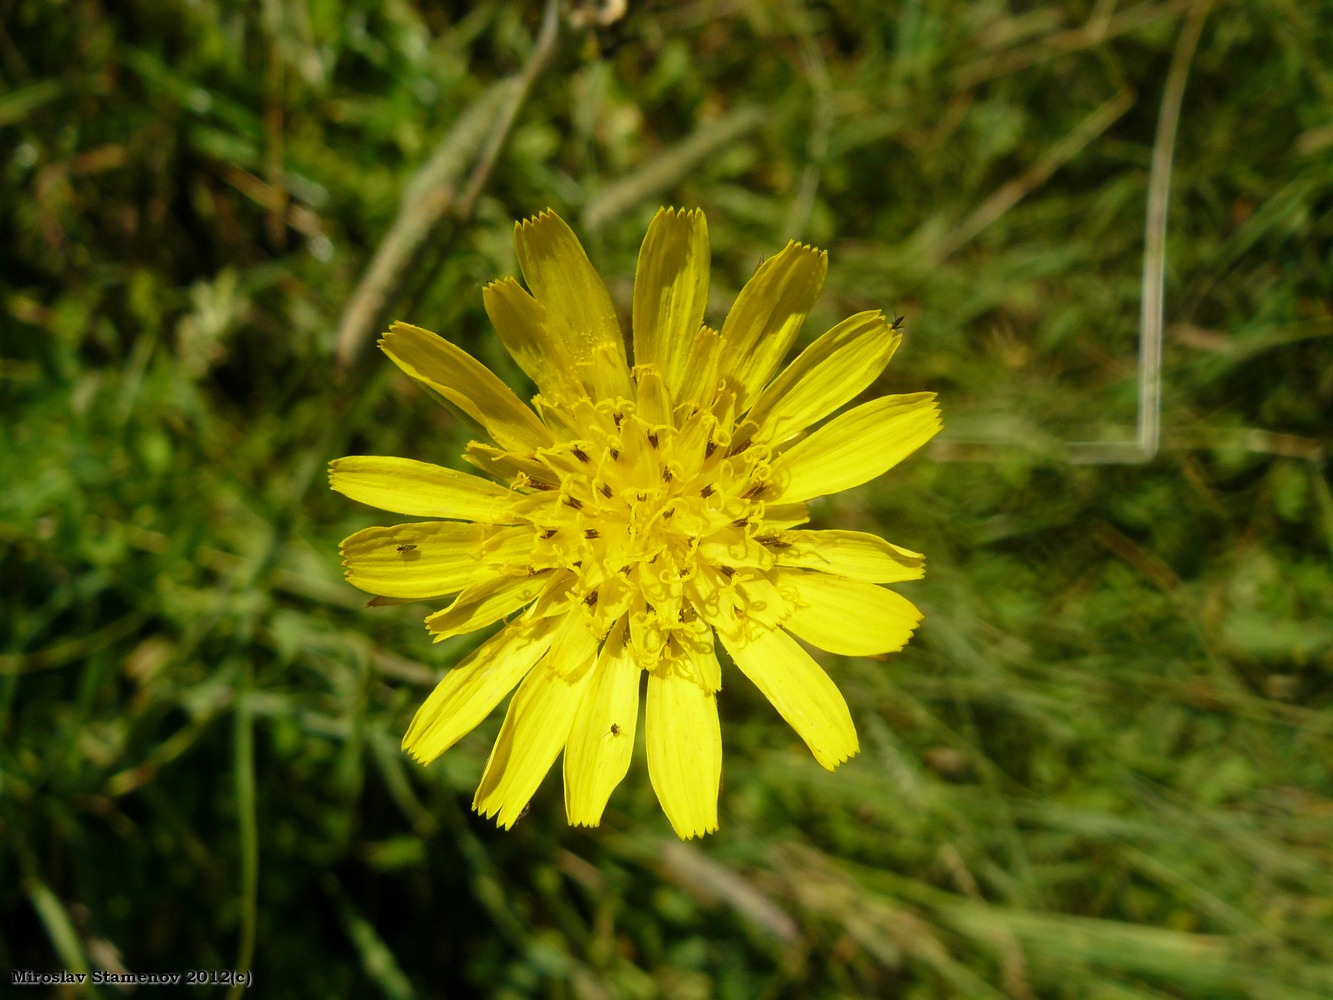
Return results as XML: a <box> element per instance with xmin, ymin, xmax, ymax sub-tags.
<box><xmin>2</xmin><ymin>0</ymin><xmax>1331</xmax><ymax>997</ymax></box>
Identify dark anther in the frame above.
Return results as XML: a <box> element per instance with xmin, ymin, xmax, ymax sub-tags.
<box><xmin>662</xmin><ymin>508</ymin><xmax>675</xmax><ymax>519</ymax></box>
<box><xmin>731</xmin><ymin>517</ymin><xmax>749</xmax><ymax>528</ymax></box>
<box><xmin>741</xmin><ymin>482</ymin><xmax>767</xmax><ymax>500</ymax></box>
<box><xmin>661</xmin><ymin>468</ymin><xmax>673</xmax><ymax>482</ymax></box>
<box><xmin>571</xmin><ymin>446</ymin><xmax>591</xmax><ymax>463</ymax></box>
<box><xmin>530</xmin><ymin>480</ymin><xmax>556</xmax><ymax>491</ymax></box>
<box><xmin>584</xmin><ymin>591</ymin><xmax>599</xmax><ymax>607</ymax></box>
<box><xmin>705</xmin><ymin>440</ymin><xmax>718</xmax><ymax>458</ymax></box>
<box><xmin>647</xmin><ymin>431</ymin><xmax>659</xmax><ymax>449</ymax></box>
<box><xmin>645</xmin><ymin>602</ymin><xmax>656</xmax><ymax>614</ymax></box>
<box><xmin>599</xmin><ymin>482</ymin><xmax>614</xmax><ymax>498</ymax></box>
<box><xmin>539</xmin><ymin>528</ymin><xmax>558</xmax><ymax>540</ymax></box>
<box><xmin>613</xmin><ymin>412</ymin><xmax>624</xmax><ymax>427</ymax></box>
<box><xmin>759</xmin><ymin>536</ymin><xmax>791</xmax><ymax>550</ymax></box>
<box><xmin>563</xmin><ymin>496</ymin><xmax>584</xmax><ymax>509</ymax></box>
<box><xmin>720</xmin><ymin>565</ymin><xmax>735</xmax><ymax>578</ymax></box>
<box><xmin>584</xmin><ymin>529</ymin><xmax>600</xmax><ymax>539</ymax></box>
<box><xmin>700</xmin><ymin>484</ymin><xmax>716</xmax><ymax>499</ymax></box>
<box><xmin>609</xmin><ymin>447</ymin><xmax>620</xmax><ymax>461</ymax></box>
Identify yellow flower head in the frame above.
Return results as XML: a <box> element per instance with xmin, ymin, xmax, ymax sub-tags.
<box><xmin>332</xmin><ymin>209</ymin><xmax>941</xmax><ymax>838</ymax></box>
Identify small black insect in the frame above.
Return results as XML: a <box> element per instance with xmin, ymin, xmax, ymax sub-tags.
<box><xmin>609</xmin><ymin>723</ymin><xmax>622</xmax><ymax>737</ymax></box>
<box><xmin>396</xmin><ymin>544</ymin><xmax>417</xmax><ymax>553</ymax></box>
<box><xmin>891</xmin><ymin>314</ymin><xmax>906</xmax><ymax>331</ymax></box>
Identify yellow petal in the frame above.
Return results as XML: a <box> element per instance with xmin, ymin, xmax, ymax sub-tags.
<box><xmin>340</xmin><ymin>521</ymin><xmax>520</xmax><ymax>599</ymax></box>
<box><xmin>633</xmin><ymin>365</ymin><xmax>673</xmax><ymax>427</ymax></box>
<box><xmin>722</xmin><ymin>625</ymin><xmax>859</xmax><ymax>770</ymax></box>
<box><xmin>480</xmin><ymin>525</ymin><xmax>540</xmax><ymax>575</ymax></box>
<box><xmin>563</xmin><ymin>628</ymin><xmax>640</xmax><ymax>826</ymax></box>
<box><xmin>718</xmin><ymin>241</ymin><xmax>827</xmax><ymax>410</ymax></box>
<box><xmin>380</xmin><ymin>321</ymin><xmax>552</xmax><ymax>453</ymax></box>
<box><xmin>462</xmin><ymin>441</ymin><xmax>550</xmax><ymax>485</ymax></box>
<box><xmin>733</xmin><ymin>574</ymin><xmax>794</xmax><ymax>630</ymax></box>
<box><xmin>673</xmin><ymin>618</ymin><xmax>722</xmax><ymax>693</ymax></box>
<box><xmin>329</xmin><ymin>456</ymin><xmax>519</xmax><ymax>522</ymax></box>
<box><xmin>746</xmin><ymin>311</ymin><xmax>901</xmax><ymax>444</ymax></box>
<box><xmin>773</xmin><ymin>529</ymin><xmax>925</xmax><ymax>583</ymax></box>
<box><xmin>632</xmin><ymin>207</ymin><xmax>710</xmax><ymax>396</ymax></box>
<box><xmin>645</xmin><ymin>663</ymin><xmax>722</xmax><ymax>839</ymax></box>
<box><xmin>772</xmin><ymin>392</ymin><xmax>941</xmax><ymax>504</ymax></box>
<box><xmin>514</xmin><ymin>210</ymin><xmax>630</xmax><ymax>398</ymax></box>
<box><xmin>546</xmin><ymin>604</ymin><xmax>603</xmax><ymax>679</ymax></box>
<box><xmin>402</xmin><ymin>620</ymin><xmax>555</xmax><ymax>764</ymax></box>
<box><xmin>776</xmin><ymin>569</ymin><xmax>922</xmax><ymax>656</ymax></box>
<box><xmin>482</xmin><ymin>277</ymin><xmax>586</xmax><ymax>404</ymax></box>
<box><xmin>762</xmin><ymin>502</ymin><xmax>810</xmax><ymax>531</ymax></box>
<box><xmin>473</xmin><ymin>653</ymin><xmax>596</xmax><ymax>829</ymax></box>
<box><xmin>425</xmin><ymin>573</ymin><xmax>550</xmax><ymax>641</ymax></box>
<box><xmin>674</xmin><ymin>325</ymin><xmax>721</xmax><ymax>409</ymax></box>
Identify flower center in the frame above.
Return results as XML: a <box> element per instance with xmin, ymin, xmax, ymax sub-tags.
<box><xmin>510</xmin><ymin>371</ymin><xmax>794</xmax><ymax>664</ymax></box>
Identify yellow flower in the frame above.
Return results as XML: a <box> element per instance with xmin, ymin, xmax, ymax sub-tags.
<box><xmin>332</xmin><ymin>209</ymin><xmax>940</xmax><ymax>838</ymax></box>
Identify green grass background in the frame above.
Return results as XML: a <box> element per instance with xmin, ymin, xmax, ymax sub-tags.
<box><xmin>3</xmin><ymin>1</ymin><xmax>1331</xmax><ymax>997</ymax></box>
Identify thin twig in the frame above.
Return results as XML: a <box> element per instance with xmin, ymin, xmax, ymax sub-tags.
<box><xmin>1063</xmin><ymin>0</ymin><xmax>1211</xmax><ymax>463</ymax></box>
<box><xmin>333</xmin><ymin>0</ymin><xmax>560</xmax><ymax>370</ymax></box>
<box><xmin>933</xmin><ymin>0</ymin><xmax>1213</xmax><ymax>465</ymax></box>
<box><xmin>581</xmin><ymin>105</ymin><xmax>768</xmax><ymax>231</ymax></box>
<box><xmin>930</xmin><ymin>85</ymin><xmax>1134</xmax><ymax>264</ymax></box>
<box><xmin>456</xmin><ymin>0</ymin><xmax>561</xmax><ymax>218</ymax></box>
<box><xmin>1134</xmin><ymin>0</ymin><xmax>1213</xmax><ymax>460</ymax></box>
